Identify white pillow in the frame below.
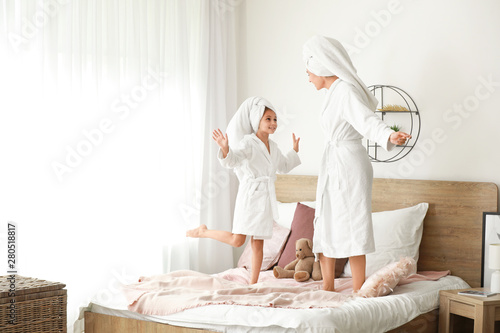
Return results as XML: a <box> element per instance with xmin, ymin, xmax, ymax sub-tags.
<box><xmin>301</xmin><ymin>201</ymin><xmax>316</xmax><ymax>209</ymax></box>
<box><xmin>276</xmin><ymin>202</ymin><xmax>297</xmax><ymax>229</ymax></box>
<box><xmin>276</xmin><ymin>201</ymin><xmax>316</xmax><ymax>229</ymax></box>
<box><xmin>344</xmin><ymin>203</ymin><xmax>429</xmax><ymax>277</ymax></box>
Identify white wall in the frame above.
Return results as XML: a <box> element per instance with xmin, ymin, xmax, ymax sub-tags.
<box><xmin>237</xmin><ymin>0</ymin><xmax>500</xmax><ymax>205</ymax></box>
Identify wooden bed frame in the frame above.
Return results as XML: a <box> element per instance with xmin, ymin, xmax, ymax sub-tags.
<box><xmin>85</xmin><ymin>175</ymin><xmax>498</xmax><ymax>333</ymax></box>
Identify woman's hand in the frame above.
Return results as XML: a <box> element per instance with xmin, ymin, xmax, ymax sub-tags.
<box><xmin>212</xmin><ymin>129</ymin><xmax>229</xmax><ymax>157</ymax></box>
<box><xmin>293</xmin><ymin>133</ymin><xmax>300</xmax><ymax>153</ymax></box>
<box><xmin>389</xmin><ymin>131</ymin><xmax>412</xmax><ymax>146</ymax></box>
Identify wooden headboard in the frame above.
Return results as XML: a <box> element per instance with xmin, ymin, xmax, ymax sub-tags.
<box><xmin>275</xmin><ymin>175</ymin><xmax>498</xmax><ymax>287</ymax></box>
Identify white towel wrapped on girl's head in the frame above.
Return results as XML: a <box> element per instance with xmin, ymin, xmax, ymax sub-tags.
<box><xmin>226</xmin><ymin>96</ymin><xmax>276</xmax><ymax>149</ymax></box>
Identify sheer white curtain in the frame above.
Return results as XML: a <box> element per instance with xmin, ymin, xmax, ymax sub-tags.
<box><xmin>162</xmin><ymin>0</ymin><xmax>238</xmax><ymax>274</ymax></box>
<box><xmin>0</xmin><ymin>0</ymin><xmax>238</xmax><ymax>330</ymax></box>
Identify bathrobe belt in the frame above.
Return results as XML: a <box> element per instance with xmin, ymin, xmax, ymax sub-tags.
<box><xmin>316</xmin><ymin>139</ymin><xmax>362</xmax><ymax>217</ymax></box>
<box><xmin>325</xmin><ymin>138</ymin><xmax>362</xmax><ymax>163</ymax></box>
<box><xmin>247</xmin><ymin>175</ymin><xmax>279</xmax><ymax>221</ymax></box>
<box><xmin>327</xmin><ymin>138</ymin><xmax>362</xmax><ymax>148</ymax></box>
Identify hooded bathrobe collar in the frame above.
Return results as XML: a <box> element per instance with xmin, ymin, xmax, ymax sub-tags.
<box><xmin>249</xmin><ymin>133</ymin><xmax>273</xmax><ymax>163</ymax></box>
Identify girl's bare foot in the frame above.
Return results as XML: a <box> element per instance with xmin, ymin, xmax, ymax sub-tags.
<box><xmin>186</xmin><ymin>224</ymin><xmax>207</xmax><ymax>238</ymax></box>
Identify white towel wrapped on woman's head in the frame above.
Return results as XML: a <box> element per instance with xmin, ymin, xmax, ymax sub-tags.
<box><xmin>226</xmin><ymin>97</ymin><xmax>276</xmax><ymax>148</ymax></box>
<box><xmin>303</xmin><ymin>35</ymin><xmax>378</xmax><ymax>110</ymax></box>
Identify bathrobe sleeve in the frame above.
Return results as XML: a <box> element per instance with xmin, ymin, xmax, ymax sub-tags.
<box><xmin>342</xmin><ymin>88</ymin><xmax>396</xmax><ymax>151</ymax></box>
<box><xmin>276</xmin><ymin>148</ymin><xmax>301</xmax><ymax>174</ymax></box>
<box><xmin>217</xmin><ymin>140</ymin><xmax>252</xmax><ymax>169</ymax></box>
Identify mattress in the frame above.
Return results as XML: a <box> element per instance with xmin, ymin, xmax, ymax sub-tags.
<box><xmin>82</xmin><ymin>274</ymin><xmax>469</xmax><ymax>333</ymax></box>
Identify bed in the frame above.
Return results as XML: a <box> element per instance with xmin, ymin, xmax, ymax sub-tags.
<box><xmin>83</xmin><ymin>175</ymin><xmax>498</xmax><ymax>332</ymax></box>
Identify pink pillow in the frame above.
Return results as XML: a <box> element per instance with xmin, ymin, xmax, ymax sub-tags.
<box><xmin>237</xmin><ymin>222</ymin><xmax>290</xmax><ymax>271</ymax></box>
<box><xmin>357</xmin><ymin>257</ymin><xmax>417</xmax><ymax>297</ymax></box>
<box><xmin>277</xmin><ymin>203</ymin><xmax>315</xmax><ymax>268</ymax></box>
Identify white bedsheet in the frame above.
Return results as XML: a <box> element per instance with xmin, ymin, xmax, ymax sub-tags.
<box><xmin>80</xmin><ymin>274</ymin><xmax>468</xmax><ymax>332</ymax></box>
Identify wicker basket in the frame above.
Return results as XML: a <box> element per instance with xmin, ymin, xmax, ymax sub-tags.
<box><xmin>0</xmin><ymin>275</ymin><xmax>67</xmax><ymax>333</ymax></box>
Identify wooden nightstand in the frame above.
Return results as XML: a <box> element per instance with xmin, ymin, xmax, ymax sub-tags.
<box><xmin>439</xmin><ymin>288</ymin><xmax>500</xmax><ymax>333</ymax></box>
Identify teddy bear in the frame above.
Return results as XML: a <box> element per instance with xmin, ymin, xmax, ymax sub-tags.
<box><xmin>273</xmin><ymin>238</ymin><xmax>322</xmax><ymax>282</ymax></box>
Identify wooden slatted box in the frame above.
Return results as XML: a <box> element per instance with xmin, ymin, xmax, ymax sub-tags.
<box><xmin>0</xmin><ymin>275</ymin><xmax>67</xmax><ymax>333</ymax></box>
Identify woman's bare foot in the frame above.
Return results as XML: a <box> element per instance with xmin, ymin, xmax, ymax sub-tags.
<box><xmin>186</xmin><ymin>224</ymin><xmax>207</xmax><ymax>238</ymax></box>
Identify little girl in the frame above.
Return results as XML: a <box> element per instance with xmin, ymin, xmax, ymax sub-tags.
<box><xmin>187</xmin><ymin>97</ymin><xmax>301</xmax><ymax>284</ymax></box>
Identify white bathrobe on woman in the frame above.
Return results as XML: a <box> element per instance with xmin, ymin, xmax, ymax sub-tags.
<box><xmin>303</xmin><ymin>35</ymin><xmax>395</xmax><ymax>258</ymax></box>
<box><xmin>218</xmin><ymin>97</ymin><xmax>301</xmax><ymax>239</ymax></box>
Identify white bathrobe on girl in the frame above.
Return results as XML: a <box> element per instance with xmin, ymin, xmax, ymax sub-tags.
<box><xmin>303</xmin><ymin>35</ymin><xmax>395</xmax><ymax>258</ymax></box>
<box><xmin>218</xmin><ymin>97</ymin><xmax>301</xmax><ymax>239</ymax></box>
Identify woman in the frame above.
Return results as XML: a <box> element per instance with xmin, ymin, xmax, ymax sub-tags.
<box><xmin>303</xmin><ymin>35</ymin><xmax>411</xmax><ymax>292</ymax></box>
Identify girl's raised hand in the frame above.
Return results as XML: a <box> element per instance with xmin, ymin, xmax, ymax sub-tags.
<box><xmin>212</xmin><ymin>129</ymin><xmax>229</xmax><ymax>156</ymax></box>
<box><xmin>292</xmin><ymin>133</ymin><xmax>300</xmax><ymax>153</ymax></box>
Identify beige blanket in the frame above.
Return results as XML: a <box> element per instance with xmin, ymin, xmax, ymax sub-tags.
<box><xmin>123</xmin><ymin>268</ymin><xmax>449</xmax><ymax>316</ymax></box>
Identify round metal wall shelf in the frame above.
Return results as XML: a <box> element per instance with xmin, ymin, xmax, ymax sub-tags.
<box><xmin>366</xmin><ymin>85</ymin><xmax>421</xmax><ymax>163</ymax></box>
